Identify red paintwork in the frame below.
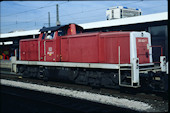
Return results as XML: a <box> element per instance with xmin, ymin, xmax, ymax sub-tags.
<box><xmin>20</xmin><ymin>24</ymin><xmax>150</xmax><ymax>64</ymax></box>
<box><xmin>101</xmin><ymin>32</ymin><xmax>130</xmax><ymax>64</ymax></box>
<box><xmin>67</xmin><ymin>24</ymin><xmax>77</xmax><ymax>35</ymax></box>
<box><xmin>20</xmin><ymin>39</ymin><xmax>38</xmax><ymax>61</ymax></box>
<box><xmin>20</xmin><ymin>31</ymin><xmax>60</xmax><ymax>62</ymax></box>
<box><xmin>39</xmin><ymin>33</ymin><xmax>45</xmax><ymax>61</ymax></box>
<box><xmin>61</xmin><ymin>32</ymin><xmax>130</xmax><ymax>64</ymax></box>
<box><xmin>44</xmin><ymin>32</ymin><xmax>60</xmax><ymax>62</ymax></box>
<box><xmin>136</xmin><ymin>37</ymin><xmax>150</xmax><ymax>64</ymax></box>
<box><xmin>61</xmin><ymin>33</ymin><xmax>99</xmax><ymax>63</ymax></box>
<box><xmin>20</xmin><ymin>29</ymin><xmax>131</xmax><ymax>64</ymax></box>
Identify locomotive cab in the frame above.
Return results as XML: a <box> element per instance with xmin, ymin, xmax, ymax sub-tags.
<box><xmin>20</xmin><ymin>24</ymin><xmax>83</xmax><ymax>62</ymax></box>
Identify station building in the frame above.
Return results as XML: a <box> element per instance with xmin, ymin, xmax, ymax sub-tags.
<box><xmin>0</xmin><ymin>12</ymin><xmax>168</xmax><ymax>62</ymax></box>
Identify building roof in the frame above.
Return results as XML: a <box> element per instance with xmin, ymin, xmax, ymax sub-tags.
<box><xmin>0</xmin><ymin>12</ymin><xmax>168</xmax><ymax>39</ymax></box>
<box><xmin>1</xmin><ymin>29</ymin><xmax>40</xmax><ymax>38</ymax></box>
<box><xmin>79</xmin><ymin>12</ymin><xmax>168</xmax><ymax>29</ymax></box>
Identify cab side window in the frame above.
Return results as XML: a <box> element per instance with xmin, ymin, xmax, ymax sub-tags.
<box><xmin>58</xmin><ymin>29</ymin><xmax>67</xmax><ymax>36</ymax></box>
<box><xmin>46</xmin><ymin>31</ymin><xmax>55</xmax><ymax>39</ymax></box>
<box><xmin>50</xmin><ymin>32</ymin><xmax>54</xmax><ymax>38</ymax></box>
<box><xmin>42</xmin><ymin>33</ymin><xmax>46</xmax><ymax>40</ymax></box>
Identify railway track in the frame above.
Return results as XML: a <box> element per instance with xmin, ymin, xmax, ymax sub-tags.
<box><xmin>0</xmin><ymin>71</ymin><xmax>167</xmax><ymax>101</ymax></box>
<box><xmin>0</xmin><ymin>71</ymin><xmax>168</xmax><ymax>112</ymax></box>
<box><xmin>1</xmin><ymin>80</ymin><xmax>136</xmax><ymax>113</ymax></box>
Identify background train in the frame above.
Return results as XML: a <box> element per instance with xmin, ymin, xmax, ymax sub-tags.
<box><xmin>11</xmin><ymin>23</ymin><xmax>168</xmax><ymax>92</ymax></box>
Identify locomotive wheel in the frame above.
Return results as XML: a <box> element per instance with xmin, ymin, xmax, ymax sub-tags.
<box><xmin>43</xmin><ymin>67</ymin><xmax>49</xmax><ymax>82</ymax></box>
<box><xmin>68</xmin><ymin>70</ymin><xmax>79</xmax><ymax>82</ymax></box>
<box><xmin>101</xmin><ymin>77</ymin><xmax>114</xmax><ymax>88</ymax></box>
<box><xmin>75</xmin><ymin>72</ymin><xmax>88</xmax><ymax>85</ymax></box>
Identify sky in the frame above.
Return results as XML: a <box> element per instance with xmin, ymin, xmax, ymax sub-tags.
<box><xmin>0</xmin><ymin>0</ymin><xmax>168</xmax><ymax>33</ymax></box>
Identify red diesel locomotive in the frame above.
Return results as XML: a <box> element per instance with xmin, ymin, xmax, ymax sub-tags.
<box><xmin>12</xmin><ymin>24</ymin><xmax>168</xmax><ymax>92</ymax></box>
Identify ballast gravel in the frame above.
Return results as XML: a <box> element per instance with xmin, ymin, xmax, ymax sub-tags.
<box><xmin>0</xmin><ymin>79</ymin><xmax>152</xmax><ymax>111</ymax></box>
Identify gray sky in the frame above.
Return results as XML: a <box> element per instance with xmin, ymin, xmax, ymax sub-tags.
<box><xmin>1</xmin><ymin>1</ymin><xmax>168</xmax><ymax>33</ymax></box>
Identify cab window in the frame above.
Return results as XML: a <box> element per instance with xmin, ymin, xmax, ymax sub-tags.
<box><xmin>46</xmin><ymin>31</ymin><xmax>55</xmax><ymax>39</ymax></box>
<box><xmin>42</xmin><ymin>33</ymin><xmax>46</xmax><ymax>40</ymax></box>
<box><xmin>58</xmin><ymin>29</ymin><xmax>67</xmax><ymax>36</ymax></box>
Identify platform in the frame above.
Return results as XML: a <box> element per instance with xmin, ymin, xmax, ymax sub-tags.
<box><xmin>0</xmin><ymin>79</ymin><xmax>153</xmax><ymax>112</ymax></box>
<box><xmin>0</xmin><ymin>60</ymin><xmax>11</xmax><ymax>69</ymax></box>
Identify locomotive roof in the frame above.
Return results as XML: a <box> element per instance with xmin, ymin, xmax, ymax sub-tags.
<box><xmin>39</xmin><ymin>24</ymin><xmax>83</xmax><ymax>32</ymax></box>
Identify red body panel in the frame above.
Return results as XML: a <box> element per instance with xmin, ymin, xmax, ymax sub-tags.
<box><xmin>20</xmin><ymin>39</ymin><xmax>38</xmax><ymax>61</ymax></box>
<box><xmin>136</xmin><ymin>37</ymin><xmax>150</xmax><ymax>64</ymax></box>
<box><xmin>20</xmin><ymin>31</ymin><xmax>61</xmax><ymax>62</ymax></box>
<box><xmin>20</xmin><ymin>31</ymin><xmax>131</xmax><ymax>64</ymax></box>
<box><xmin>101</xmin><ymin>32</ymin><xmax>130</xmax><ymax>64</ymax></box>
<box><xmin>61</xmin><ymin>33</ymin><xmax>99</xmax><ymax>63</ymax></box>
<box><xmin>45</xmin><ymin>40</ymin><xmax>56</xmax><ymax>62</ymax></box>
<box><xmin>20</xmin><ymin>26</ymin><xmax>151</xmax><ymax>65</ymax></box>
<box><xmin>40</xmin><ymin>32</ymin><xmax>61</xmax><ymax>62</ymax></box>
<box><xmin>55</xmin><ymin>36</ymin><xmax>61</xmax><ymax>61</ymax></box>
<box><xmin>39</xmin><ymin>40</ymin><xmax>44</xmax><ymax>61</ymax></box>
<box><xmin>61</xmin><ymin>32</ymin><xmax>130</xmax><ymax>64</ymax></box>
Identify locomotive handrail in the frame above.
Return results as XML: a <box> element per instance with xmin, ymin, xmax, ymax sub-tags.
<box><xmin>150</xmin><ymin>45</ymin><xmax>163</xmax><ymax>56</ymax></box>
<box><xmin>138</xmin><ymin>63</ymin><xmax>154</xmax><ymax>66</ymax></box>
<box><xmin>149</xmin><ymin>45</ymin><xmax>164</xmax><ymax>64</ymax></box>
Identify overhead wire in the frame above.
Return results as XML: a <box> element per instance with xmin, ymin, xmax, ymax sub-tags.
<box><xmin>21</xmin><ymin>1</ymin><xmax>140</xmax><ymax>24</ymax></box>
<box><xmin>1</xmin><ymin>1</ymin><xmax>68</xmax><ymax>17</ymax></box>
<box><xmin>1</xmin><ymin>1</ymin><xmax>167</xmax><ymax>31</ymax></box>
<box><xmin>37</xmin><ymin>1</ymin><xmax>167</xmax><ymax>23</ymax></box>
<box><xmin>2</xmin><ymin>2</ymin><xmax>166</xmax><ymax>28</ymax></box>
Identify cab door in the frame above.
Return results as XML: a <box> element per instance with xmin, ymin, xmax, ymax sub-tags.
<box><xmin>45</xmin><ymin>32</ymin><xmax>56</xmax><ymax>62</ymax></box>
<box><xmin>39</xmin><ymin>33</ymin><xmax>46</xmax><ymax>61</ymax></box>
<box><xmin>45</xmin><ymin>31</ymin><xmax>61</xmax><ymax>62</ymax></box>
<box><xmin>45</xmin><ymin>40</ymin><xmax>56</xmax><ymax>62</ymax></box>
<box><xmin>136</xmin><ymin>37</ymin><xmax>150</xmax><ymax>64</ymax></box>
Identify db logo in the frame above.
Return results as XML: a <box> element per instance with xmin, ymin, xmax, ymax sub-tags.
<box><xmin>48</xmin><ymin>47</ymin><xmax>52</xmax><ymax>51</ymax></box>
<box><xmin>47</xmin><ymin>47</ymin><xmax>54</xmax><ymax>56</ymax></box>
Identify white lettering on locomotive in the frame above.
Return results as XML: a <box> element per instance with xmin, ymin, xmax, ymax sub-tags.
<box><xmin>138</xmin><ymin>39</ymin><xmax>147</xmax><ymax>42</ymax></box>
<box><xmin>47</xmin><ymin>47</ymin><xmax>54</xmax><ymax>56</ymax></box>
